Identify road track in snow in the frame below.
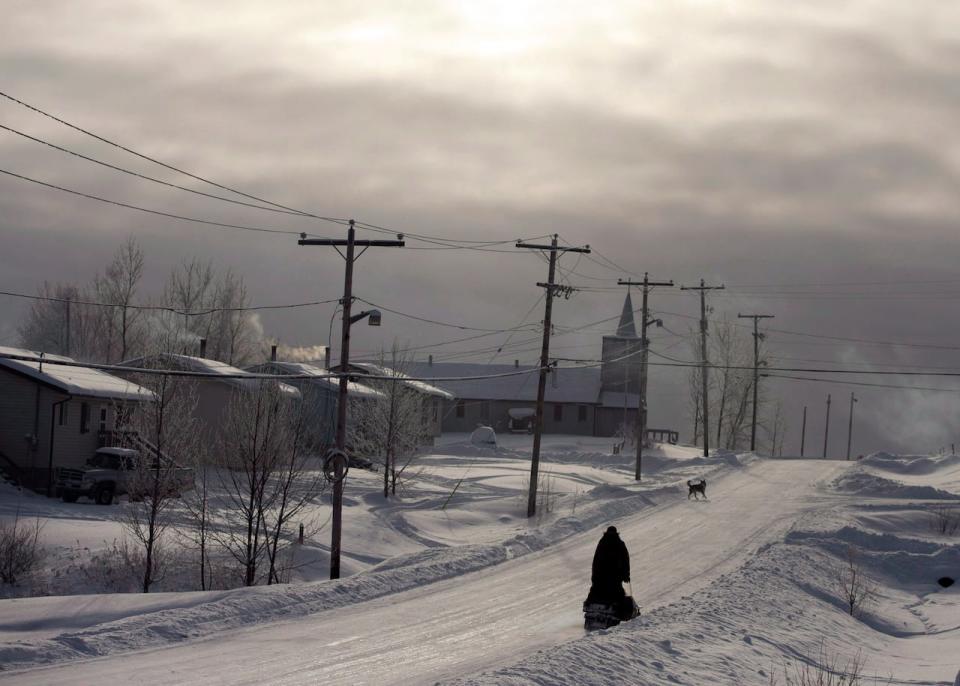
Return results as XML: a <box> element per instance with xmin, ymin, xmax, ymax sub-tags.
<box><xmin>2</xmin><ymin>458</ymin><xmax>845</xmax><ymax>685</ymax></box>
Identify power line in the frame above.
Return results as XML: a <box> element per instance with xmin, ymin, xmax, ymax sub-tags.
<box><xmin>354</xmin><ymin>298</ymin><xmax>540</xmax><ymax>333</ymax></box>
<box><xmin>764</xmin><ymin>373</ymin><xmax>960</xmax><ymax>394</ymax></box>
<box><xmin>0</xmin><ymin>91</ymin><xmax>553</xmax><ymax>252</ymax></box>
<box><xmin>0</xmin><ymin>89</ymin><xmax>347</xmax><ymax>226</ymax></box>
<box><xmin>0</xmin><ymin>122</ymin><xmax>310</xmax><ymax>218</ymax></box>
<box><xmin>0</xmin><ymin>288</ymin><xmax>340</xmax><ymax>314</ymax></box>
<box><xmin>0</xmin><ymin>167</ymin><xmax>306</xmax><ymax>237</ymax></box>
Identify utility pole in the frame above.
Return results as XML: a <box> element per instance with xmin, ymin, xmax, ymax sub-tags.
<box><xmin>64</xmin><ymin>294</ymin><xmax>71</xmax><ymax>357</ymax></box>
<box><xmin>737</xmin><ymin>313</ymin><xmax>774</xmax><ymax>453</ymax></box>
<box><xmin>800</xmin><ymin>405</ymin><xmax>807</xmax><ymax>457</ymax></box>
<box><xmin>680</xmin><ymin>279</ymin><xmax>725</xmax><ymax>457</ymax></box>
<box><xmin>823</xmin><ymin>393</ymin><xmax>832</xmax><ymax>459</ymax></box>
<box><xmin>299</xmin><ymin>220</ymin><xmax>404</xmax><ymax>579</ymax></box>
<box><xmin>516</xmin><ymin>234</ymin><xmax>590</xmax><ymax>517</ymax></box>
<box><xmin>846</xmin><ymin>392</ymin><xmax>858</xmax><ymax>460</ymax></box>
<box><xmin>617</xmin><ymin>274</ymin><xmax>674</xmax><ymax>480</ymax></box>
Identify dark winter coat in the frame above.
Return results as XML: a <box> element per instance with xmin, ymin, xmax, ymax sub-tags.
<box><xmin>586</xmin><ymin>527</ymin><xmax>631</xmax><ymax>604</ymax></box>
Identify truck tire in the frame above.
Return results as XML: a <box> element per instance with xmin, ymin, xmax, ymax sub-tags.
<box><xmin>95</xmin><ymin>484</ymin><xmax>115</xmax><ymax>506</ymax></box>
<box><xmin>61</xmin><ymin>490</ymin><xmax>79</xmax><ymax>503</ymax></box>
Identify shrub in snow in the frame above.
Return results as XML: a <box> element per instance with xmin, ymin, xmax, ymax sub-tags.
<box><xmin>770</xmin><ymin>643</ymin><xmax>874</xmax><ymax>685</ymax></box>
<box><xmin>0</xmin><ymin>514</ymin><xmax>43</xmax><ymax>585</ymax></box>
<box><xmin>928</xmin><ymin>504</ymin><xmax>960</xmax><ymax>536</ymax></box>
<box><xmin>78</xmin><ymin>538</ymin><xmax>169</xmax><ymax>593</ymax></box>
<box><xmin>834</xmin><ymin>546</ymin><xmax>877</xmax><ymax>619</ymax></box>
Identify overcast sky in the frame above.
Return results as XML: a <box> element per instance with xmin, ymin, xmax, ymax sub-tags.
<box><xmin>3</xmin><ymin>0</ymin><xmax>960</xmax><ymax>455</ymax></box>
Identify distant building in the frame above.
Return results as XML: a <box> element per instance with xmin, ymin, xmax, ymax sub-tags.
<box><xmin>331</xmin><ymin>362</ymin><xmax>454</xmax><ymax>443</ymax></box>
<box><xmin>403</xmin><ymin>294</ymin><xmax>643</xmax><ymax>437</ymax></box>
<box><xmin>0</xmin><ymin>346</ymin><xmax>154</xmax><ymax>491</ymax></box>
<box><xmin>246</xmin><ymin>359</ymin><xmax>383</xmax><ymax>448</ymax></box>
<box><xmin>117</xmin><ymin>353</ymin><xmax>300</xmax><ymax>458</ymax></box>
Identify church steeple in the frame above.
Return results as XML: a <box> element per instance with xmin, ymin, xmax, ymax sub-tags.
<box><xmin>616</xmin><ymin>291</ymin><xmax>637</xmax><ymax>338</ymax></box>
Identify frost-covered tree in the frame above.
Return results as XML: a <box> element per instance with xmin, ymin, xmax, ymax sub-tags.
<box><xmin>213</xmin><ymin>381</ymin><xmax>321</xmax><ymax>586</ymax></box>
<box><xmin>349</xmin><ymin>346</ymin><xmax>430</xmax><ymax>497</ymax></box>
<box><xmin>162</xmin><ymin>260</ymin><xmax>262</xmax><ymax>365</ymax></box>
<box><xmin>93</xmin><ymin>236</ymin><xmax>145</xmax><ymax>362</ymax></box>
<box><xmin>686</xmin><ymin>316</ymin><xmax>767</xmax><ymax>452</ymax></box>
<box><xmin>121</xmin><ymin>372</ymin><xmax>200</xmax><ymax>593</ymax></box>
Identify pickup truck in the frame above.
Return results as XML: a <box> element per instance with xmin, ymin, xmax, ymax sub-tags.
<box><xmin>58</xmin><ymin>447</ymin><xmax>194</xmax><ymax>505</ymax></box>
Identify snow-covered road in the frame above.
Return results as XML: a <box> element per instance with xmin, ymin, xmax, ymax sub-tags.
<box><xmin>2</xmin><ymin>458</ymin><xmax>844</xmax><ymax>685</ymax></box>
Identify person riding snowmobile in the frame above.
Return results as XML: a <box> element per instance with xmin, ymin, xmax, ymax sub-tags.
<box><xmin>583</xmin><ymin>526</ymin><xmax>637</xmax><ymax>627</ymax></box>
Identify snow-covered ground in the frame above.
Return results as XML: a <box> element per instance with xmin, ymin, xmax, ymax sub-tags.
<box><xmin>1</xmin><ymin>436</ymin><xmax>959</xmax><ymax>684</ymax></box>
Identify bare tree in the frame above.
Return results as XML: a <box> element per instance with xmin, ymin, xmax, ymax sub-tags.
<box><xmin>179</xmin><ymin>442</ymin><xmax>213</xmax><ymax>590</ymax></box>
<box><xmin>0</xmin><ymin>512</ymin><xmax>43</xmax><ymax>586</ymax></box>
<box><xmin>685</xmin><ymin>317</ymin><xmax>766</xmax><ymax>451</ymax></box>
<box><xmin>766</xmin><ymin>400</ymin><xmax>788</xmax><ymax>457</ymax></box>
<box><xmin>349</xmin><ymin>347</ymin><xmax>431</xmax><ymax>497</ymax></box>
<box><xmin>261</xmin><ymin>403</ymin><xmax>325</xmax><ymax>585</ymax></box>
<box><xmin>121</xmin><ymin>372</ymin><xmax>199</xmax><ymax>592</ymax></box>
<box><xmin>93</xmin><ymin>236</ymin><xmax>146</xmax><ymax>362</ymax></box>
<box><xmin>213</xmin><ymin>381</ymin><xmax>315</xmax><ymax>586</ymax></box>
<box><xmin>835</xmin><ymin>546</ymin><xmax>877</xmax><ymax>618</ymax></box>
<box><xmin>161</xmin><ymin>260</ymin><xmax>262</xmax><ymax>364</ymax></box>
<box><xmin>17</xmin><ymin>282</ymin><xmax>94</xmax><ymax>358</ymax></box>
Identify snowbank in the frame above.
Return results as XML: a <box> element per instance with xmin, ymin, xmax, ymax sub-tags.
<box><xmin>0</xmin><ymin>482</ymin><xmax>671</xmax><ymax>672</ymax></box>
<box><xmin>830</xmin><ymin>469</ymin><xmax>960</xmax><ymax>500</ymax></box>
<box><xmin>456</xmin><ymin>515</ymin><xmax>960</xmax><ymax>685</ymax></box>
<box><xmin>862</xmin><ymin>452</ymin><xmax>960</xmax><ymax>476</ymax></box>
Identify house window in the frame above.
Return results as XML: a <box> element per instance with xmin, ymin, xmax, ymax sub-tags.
<box><xmin>58</xmin><ymin>402</ymin><xmax>68</xmax><ymax>426</ymax></box>
<box><xmin>99</xmin><ymin>406</ymin><xmax>108</xmax><ymax>433</ymax></box>
<box><xmin>553</xmin><ymin>404</ymin><xmax>563</xmax><ymax>422</ymax></box>
<box><xmin>578</xmin><ymin>405</ymin><xmax>587</xmax><ymax>423</ymax></box>
<box><xmin>80</xmin><ymin>402</ymin><xmax>90</xmax><ymax>434</ymax></box>
<box><xmin>456</xmin><ymin>400</ymin><xmax>465</xmax><ymax>418</ymax></box>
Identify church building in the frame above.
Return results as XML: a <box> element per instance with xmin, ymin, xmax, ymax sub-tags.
<box><xmin>403</xmin><ymin>294</ymin><xmax>643</xmax><ymax>437</ymax></box>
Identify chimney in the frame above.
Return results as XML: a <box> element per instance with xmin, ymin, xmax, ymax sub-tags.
<box><xmin>514</xmin><ymin>359</ymin><xmax>519</xmax><ymax>368</ymax></box>
<box><xmin>428</xmin><ymin>354</ymin><xmax>433</xmax><ymax>366</ymax></box>
<box><xmin>324</xmin><ymin>347</ymin><xmax>331</xmax><ymax>369</ymax></box>
<box><xmin>270</xmin><ymin>344</ymin><xmax>277</xmax><ymax>362</ymax></box>
<box><xmin>199</xmin><ymin>338</ymin><xmax>207</xmax><ymax>358</ymax></box>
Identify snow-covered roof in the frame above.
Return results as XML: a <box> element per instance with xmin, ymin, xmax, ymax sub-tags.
<box><xmin>402</xmin><ymin>362</ymin><xmax>601</xmax><ymax>404</ymax></box>
<box><xmin>0</xmin><ymin>346</ymin><xmax>154</xmax><ymax>402</ymax></box>
<box><xmin>246</xmin><ymin>361</ymin><xmax>383</xmax><ymax>399</ymax></box>
<box><xmin>120</xmin><ymin>354</ymin><xmax>300</xmax><ymax>398</ymax></box>
<box><xmin>350</xmin><ymin>362</ymin><xmax>455</xmax><ymax>400</ymax></box>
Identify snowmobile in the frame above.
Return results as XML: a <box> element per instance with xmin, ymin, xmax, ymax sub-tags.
<box><xmin>583</xmin><ymin>582</ymin><xmax>640</xmax><ymax>631</ymax></box>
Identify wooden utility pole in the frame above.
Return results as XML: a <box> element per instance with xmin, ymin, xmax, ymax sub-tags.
<box><xmin>823</xmin><ymin>393</ymin><xmax>832</xmax><ymax>459</ymax></box>
<box><xmin>299</xmin><ymin>220</ymin><xmax>404</xmax><ymax>579</ymax></box>
<box><xmin>516</xmin><ymin>234</ymin><xmax>590</xmax><ymax>517</ymax></box>
<box><xmin>737</xmin><ymin>313</ymin><xmax>774</xmax><ymax>453</ymax></box>
<box><xmin>64</xmin><ymin>295</ymin><xmax>71</xmax><ymax>357</ymax></box>
<box><xmin>800</xmin><ymin>405</ymin><xmax>807</xmax><ymax>457</ymax></box>
<box><xmin>617</xmin><ymin>274</ymin><xmax>673</xmax><ymax>480</ymax></box>
<box><xmin>681</xmin><ymin>279</ymin><xmax>725</xmax><ymax>457</ymax></box>
<box><xmin>846</xmin><ymin>392</ymin><xmax>858</xmax><ymax>460</ymax></box>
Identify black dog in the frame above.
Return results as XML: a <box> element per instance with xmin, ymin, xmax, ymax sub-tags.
<box><xmin>687</xmin><ymin>479</ymin><xmax>707</xmax><ymax>500</ymax></box>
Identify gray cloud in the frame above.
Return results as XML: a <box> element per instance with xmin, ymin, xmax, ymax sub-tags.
<box><xmin>3</xmin><ymin>0</ymin><xmax>960</xmax><ymax>454</ymax></box>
